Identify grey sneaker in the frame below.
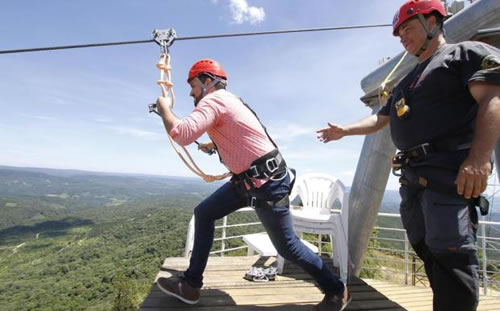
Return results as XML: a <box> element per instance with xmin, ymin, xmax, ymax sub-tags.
<box><xmin>311</xmin><ymin>287</ymin><xmax>351</xmax><ymax>311</ymax></box>
<box><xmin>157</xmin><ymin>276</ymin><xmax>200</xmax><ymax>305</ymax></box>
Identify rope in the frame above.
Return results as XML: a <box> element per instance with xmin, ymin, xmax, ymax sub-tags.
<box><xmin>0</xmin><ymin>24</ymin><xmax>391</xmax><ymax>55</ymax></box>
<box><xmin>156</xmin><ymin>52</ymin><xmax>231</xmax><ymax>183</ymax></box>
<box><xmin>377</xmin><ymin>51</ymin><xmax>408</xmax><ymax>105</ymax></box>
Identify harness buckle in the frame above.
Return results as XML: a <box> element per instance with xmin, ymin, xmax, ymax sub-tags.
<box><xmin>266</xmin><ymin>158</ymin><xmax>279</xmax><ymax>174</ymax></box>
<box><xmin>247</xmin><ymin>165</ymin><xmax>260</xmax><ymax>178</ymax></box>
<box><xmin>420</xmin><ymin>143</ymin><xmax>431</xmax><ymax>156</ymax></box>
<box><xmin>391</xmin><ymin>152</ymin><xmax>406</xmax><ymax>177</ymax></box>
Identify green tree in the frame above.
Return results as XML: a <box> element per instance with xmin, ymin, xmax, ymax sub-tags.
<box><xmin>111</xmin><ymin>272</ymin><xmax>141</xmax><ymax>311</ymax></box>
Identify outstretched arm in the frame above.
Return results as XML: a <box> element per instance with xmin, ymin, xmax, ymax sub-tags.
<box><xmin>316</xmin><ymin>114</ymin><xmax>390</xmax><ymax>143</ymax></box>
<box><xmin>455</xmin><ymin>81</ymin><xmax>500</xmax><ymax>199</ymax></box>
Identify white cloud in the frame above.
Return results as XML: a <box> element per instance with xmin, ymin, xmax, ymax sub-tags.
<box><xmin>269</xmin><ymin>124</ymin><xmax>316</xmax><ymax>142</ymax></box>
<box><xmin>108</xmin><ymin>126</ymin><xmax>162</xmax><ymax>140</ymax></box>
<box><xmin>229</xmin><ymin>0</ymin><xmax>265</xmax><ymax>24</ymax></box>
<box><xmin>93</xmin><ymin>116</ymin><xmax>113</xmax><ymax>123</ymax></box>
<box><xmin>284</xmin><ymin>147</ymin><xmax>354</xmax><ymax>161</ymax></box>
<box><xmin>20</xmin><ymin>113</ymin><xmax>57</xmax><ymax>121</ymax></box>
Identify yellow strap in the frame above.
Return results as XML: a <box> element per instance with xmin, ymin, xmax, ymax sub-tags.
<box><xmin>157</xmin><ymin>52</ymin><xmax>231</xmax><ymax>182</ymax></box>
<box><xmin>378</xmin><ymin>51</ymin><xmax>408</xmax><ymax>104</ymax></box>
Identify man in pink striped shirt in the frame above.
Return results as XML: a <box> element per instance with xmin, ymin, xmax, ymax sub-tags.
<box><xmin>155</xmin><ymin>59</ymin><xmax>349</xmax><ymax>311</ymax></box>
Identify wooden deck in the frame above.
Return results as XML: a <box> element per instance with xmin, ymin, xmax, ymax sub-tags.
<box><xmin>363</xmin><ymin>279</ymin><xmax>500</xmax><ymax>311</ymax></box>
<box><xmin>140</xmin><ymin>256</ymin><xmax>500</xmax><ymax>311</ymax></box>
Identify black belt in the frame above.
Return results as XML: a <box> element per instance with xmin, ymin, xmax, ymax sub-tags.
<box><xmin>402</xmin><ymin>141</ymin><xmax>472</xmax><ymax>160</ymax></box>
<box><xmin>392</xmin><ymin>140</ymin><xmax>472</xmax><ymax>175</ymax></box>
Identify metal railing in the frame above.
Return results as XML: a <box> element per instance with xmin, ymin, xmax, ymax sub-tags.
<box><xmin>184</xmin><ymin>207</ymin><xmax>260</xmax><ymax>257</ymax></box>
<box><xmin>363</xmin><ymin>212</ymin><xmax>500</xmax><ymax>295</ymax></box>
<box><xmin>184</xmin><ymin>208</ymin><xmax>500</xmax><ymax>295</ymax></box>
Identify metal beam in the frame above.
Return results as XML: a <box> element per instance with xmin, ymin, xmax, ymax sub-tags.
<box><xmin>348</xmin><ymin>103</ymin><xmax>396</xmax><ymax>276</ymax></box>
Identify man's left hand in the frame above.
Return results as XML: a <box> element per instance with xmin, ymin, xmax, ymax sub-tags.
<box><xmin>455</xmin><ymin>156</ymin><xmax>491</xmax><ymax>199</ymax></box>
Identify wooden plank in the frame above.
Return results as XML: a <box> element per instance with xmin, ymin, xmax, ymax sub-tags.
<box><xmin>364</xmin><ymin>278</ymin><xmax>500</xmax><ymax>311</ymax></box>
<box><xmin>147</xmin><ymin>287</ymin><xmax>391</xmax><ymax>302</ymax></box>
<box><xmin>142</xmin><ymin>256</ymin><xmax>406</xmax><ymax>311</ymax></box>
<box><xmin>140</xmin><ymin>305</ymin><xmax>315</xmax><ymax>311</ymax></box>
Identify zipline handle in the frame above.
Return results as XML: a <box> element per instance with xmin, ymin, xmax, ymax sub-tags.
<box><xmin>152</xmin><ymin>28</ymin><xmax>177</xmax><ymax>53</ymax></box>
<box><xmin>148</xmin><ymin>103</ymin><xmax>159</xmax><ymax>115</ymax></box>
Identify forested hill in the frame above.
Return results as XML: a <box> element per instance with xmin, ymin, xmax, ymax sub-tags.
<box><xmin>0</xmin><ymin>165</ymin><xmax>218</xmax><ymax>198</ymax></box>
<box><xmin>0</xmin><ymin>165</ymin><xmax>219</xmax><ymax>230</ymax></box>
<box><xmin>0</xmin><ymin>166</ymin><xmax>222</xmax><ymax>310</ymax></box>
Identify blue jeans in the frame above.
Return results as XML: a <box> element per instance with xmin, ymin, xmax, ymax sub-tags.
<box><xmin>184</xmin><ymin>172</ymin><xmax>344</xmax><ymax>295</ymax></box>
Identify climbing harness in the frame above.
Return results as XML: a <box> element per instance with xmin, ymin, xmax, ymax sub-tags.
<box><xmin>229</xmin><ymin>98</ymin><xmax>288</xmax><ymax>194</ymax></box>
<box><xmin>391</xmin><ymin>140</ymin><xmax>489</xmax><ymax>216</ymax></box>
<box><xmin>149</xmin><ymin>28</ymin><xmax>231</xmax><ymax>183</ymax></box>
<box><xmin>397</xmin><ymin>165</ymin><xmax>490</xmax><ymax>216</ymax></box>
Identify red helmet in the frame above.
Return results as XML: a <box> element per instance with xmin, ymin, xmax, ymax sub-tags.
<box><xmin>392</xmin><ymin>0</ymin><xmax>447</xmax><ymax>36</ymax></box>
<box><xmin>187</xmin><ymin>59</ymin><xmax>227</xmax><ymax>83</ymax></box>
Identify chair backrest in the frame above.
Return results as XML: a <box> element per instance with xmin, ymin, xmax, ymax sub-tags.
<box><xmin>291</xmin><ymin>172</ymin><xmax>349</xmax><ymax>228</ymax></box>
<box><xmin>291</xmin><ymin>173</ymin><xmax>338</xmax><ymax>210</ymax></box>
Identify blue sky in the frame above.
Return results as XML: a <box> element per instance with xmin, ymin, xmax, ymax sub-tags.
<box><xmin>0</xmin><ymin>0</ymin><xmax>417</xmax><ymax>189</ymax></box>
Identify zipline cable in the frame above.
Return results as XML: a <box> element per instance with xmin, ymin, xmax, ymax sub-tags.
<box><xmin>0</xmin><ymin>23</ymin><xmax>391</xmax><ymax>55</ymax></box>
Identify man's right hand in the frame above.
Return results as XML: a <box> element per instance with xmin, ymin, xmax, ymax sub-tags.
<box><xmin>316</xmin><ymin>122</ymin><xmax>346</xmax><ymax>143</ymax></box>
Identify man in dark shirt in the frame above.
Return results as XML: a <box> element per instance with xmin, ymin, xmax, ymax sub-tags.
<box><xmin>316</xmin><ymin>0</ymin><xmax>500</xmax><ymax>310</ymax></box>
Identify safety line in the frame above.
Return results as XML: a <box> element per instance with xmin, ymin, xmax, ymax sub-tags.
<box><xmin>0</xmin><ymin>23</ymin><xmax>391</xmax><ymax>55</ymax></box>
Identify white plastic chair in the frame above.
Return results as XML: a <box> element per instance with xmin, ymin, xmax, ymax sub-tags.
<box><xmin>278</xmin><ymin>173</ymin><xmax>349</xmax><ymax>282</ymax></box>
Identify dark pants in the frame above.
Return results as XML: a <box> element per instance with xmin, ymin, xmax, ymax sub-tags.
<box><xmin>184</xmin><ymin>172</ymin><xmax>344</xmax><ymax>295</ymax></box>
<box><xmin>400</xmin><ymin>167</ymin><xmax>479</xmax><ymax>311</ymax></box>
